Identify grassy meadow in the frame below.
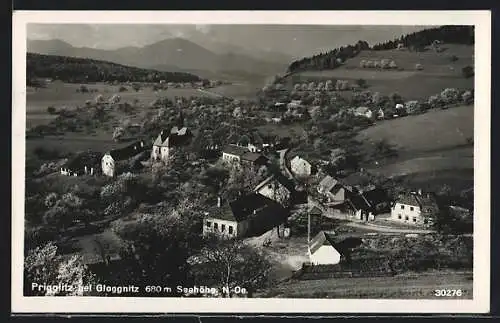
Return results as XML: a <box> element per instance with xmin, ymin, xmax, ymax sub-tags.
<box><xmin>290</xmin><ymin>44</ymin><xmax>474</xmax><ymax>101</ymax></box>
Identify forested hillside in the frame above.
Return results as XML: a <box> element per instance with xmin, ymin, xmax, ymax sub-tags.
<box><xmin>27</xmin><ymin>53</ymin><xmax>203</xmax><ymax>85</ymax></box>
<box><xmin>286</xmin><ymin>26</ymin><xmax>474</xmax><ymax>74</ymax></box>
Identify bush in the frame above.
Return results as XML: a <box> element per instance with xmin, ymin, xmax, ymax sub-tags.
<box><xmin>356</xmin><ymin>79</ymin><xmax>367</xmax><ymax>88</ymax></box>
<box><xmin>450</xmin><ymin>55</ymin><xmax>459</xmax><ymax>62</ymax></box>
<box><xmin>118</xmin><ymin>86</ymin><xmax>128</xmax><ymax>92</ymax></box>
<box><xmin>462</xmin><ymin>66</ymin><xmax>474</xmax><ymax>78</ymax></box>
<box><xmin>79</xmin><ymin>85</ymin><xmax>89</xmax><ymax>93</ymax></box>
<box><xmin>462</xmin><ymin>90</ymin><xmax>474</xmax><ymax>105</ymax></box>
<box><xmin>440</xmin><ymin>88</ymin><xmax>461</xmax><ymax>105</ymax></box>
<box><xmin>47</xmin><ymin>106</ymin><xmax>56</xmax><ymax>114</ymax></box>
<box><xmin>132</xmin><ymin>83</ymin><xmax>141</xmax><ymax>92</ymax></box>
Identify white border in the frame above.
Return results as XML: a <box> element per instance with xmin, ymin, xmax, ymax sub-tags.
<box><xmin>12</xmin><ymin>10</ymin><xmax>491</xmax><ymax>314</ymax></box>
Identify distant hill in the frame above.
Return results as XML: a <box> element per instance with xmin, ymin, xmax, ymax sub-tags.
<box><xmin>286</xmin><ymin>26</ymin><xmax>474</xmax><ymax>74</ymax></box>
<box><xmin>27</xmin><ymin>52</ymin><xmax>203</xmax><ymax>84</ymax></box>
<box><xmin>27</xmin><ymin>37</ymin><xmax>288</xmax><ymax>78</ymax></box>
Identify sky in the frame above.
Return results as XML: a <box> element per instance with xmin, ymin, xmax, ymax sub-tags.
<box><xmin>27</xmin><ymin>24</ymin><xmax>432</xmax><ymax>58</ymax></box>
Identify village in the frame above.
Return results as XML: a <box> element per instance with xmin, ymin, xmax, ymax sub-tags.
<box><xmin>23</xmin><ymin>25</ymin><xmax>475</xmax><ymax>298</ymax></box>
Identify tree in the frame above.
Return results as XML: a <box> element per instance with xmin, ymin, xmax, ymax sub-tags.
<box><xmin>356</xmin><ymin>79</ymin><xmax>367</xmax><ymax>88</ymax></box>
<box><xmin>110</xmin><ymin>213</ymin><xmax>202</xmax><ymax>295</ymax></box>
<box><xmin>47</xmin><ymin>106</ymin><xmax>56</xmax><ymax>114</ymax></box>
<box><xmin>79</xmin><ymin>85</ymin><xmax>89</xmax><ymax>93</ymax></box>
<box><xmin>24</xmin><ymin>242</ymin><xmax>95</xmax><ymax>296</ymax></box>
<box><xmin>192</xmin><ymin>238</ymin><xmax>274</xmax><ymax>297</ymax></box>
<box><xmin>462</xmin><ymin>90</ymin><xmax>474</xmax><ymax>105</ymax></box>
<box><xmin>132</xmin><ymin>83</ymin><xmax>141</xmax><ymax>92</ymax></box>
<box><xmin>440</xmin><ymin>88</ymin><xmax>461</xmax><ymax>105</ymax></box>
<box><xmin>118</xmin><ymin>86</ymin><xmax>128</xmax><ymax>92</ymax></box>
<box><xmin>112</xmin><ymin>127</ymin><xmax>125</xmax><ymax>142</ymax></box>
<box><xmin>462</xmin><ymin>66</ymin><xmax>474</xmax><ymax>78</ymax></box>
<box><xmin>450</xmin><ymin>55</ymin><xmax>459</xmax><ymax>62</ymax></box>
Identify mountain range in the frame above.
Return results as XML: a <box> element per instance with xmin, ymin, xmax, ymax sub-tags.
<box><xmin>27</xmin><ymin>38</ymin><xmax>291</xmax><ymax>81</ymax></box>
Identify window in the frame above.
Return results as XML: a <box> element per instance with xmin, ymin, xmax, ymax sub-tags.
<box><xmin>398</xmin><ymin>214</ymin><xmax>402</xmax><ymax>219</ymax></box>
<box><xmin>401</xmin><ymin>205</ymin><xmax>405</xmax><ymax>210</ymax></box>
<box><xmin>405</xmin><ymin>216</ymin><xmax>409</xmax><ymax>221</ymax></box>
<box><xmin>413</xmin><ymin>217</ymin><xmax>417</xmax><ymax>223</ymax></box>
<box><xmin>214</xmin><ymin>223</ymin><xmax>218</xmax><ymax>230</ymax></box>
<box><xmin>410</xmin><ymin>207</ymin><xmax>414</xmax><ymax>211</ymax></box>
<box><xmin>221</xmin><ymin>224</ymin><xmax>226</xmax><ymax>232</ymax></box>
<box><xmin>206</xmin><ymin>221</ymin><xmax>212</xmax><ymax>228</ymax></box>
<box><xmin>228</xmin><ymin>226</ymin><xmax>234</xmax><ymax>234</ymax></box>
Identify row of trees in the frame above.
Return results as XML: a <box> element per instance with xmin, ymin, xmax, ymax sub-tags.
<box><xmin>27</xmin><ymin>53</ymin><xmax>203</xmax><ymax>84</ymax></box>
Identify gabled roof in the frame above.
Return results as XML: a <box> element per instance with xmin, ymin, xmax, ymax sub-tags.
<box><xmin>207</xmin><ymin>193</ymin><xmax>284</xmax><ymax>223</ymax></box>
<box><xmin>319</xmin><ymin>175</ymin><xmax>340</xmax><ymax>193</ymax></box>
<box><xmin>65</xmin><ymin>151</ymin><xmax>101</xmax><ymax>170</ymax></box>
<box><xmin>395</xmin><ymin>192</ymin><xmax>438</xmax><ymax>211</ymax></box>
<box><xmin>153</xmin><ymin>130</ymin><xmax>170</xmax><ymax>146</ymax></box>
<box><xmin>222</xmin><ymin>144</ymin><xmax>248</xmax><ymax>157</ymax></box>
<box><xmin>107</xmin><ymin>140</ymin><xmax>147</xmax><ymax>161</ymax></box>
<box><xmin>241</xmin><ymin>152</ymin><xmax>268</xmax><ymax>164</ymax></box>
<box><xmin>309</xmin><ymin>231</ymin><xmax>337</xmax><ymax>254</ymax></box>
<box><xmin>154</xmin><ymin>127</ymin><xmax>192</xmax><ymax>148</ymax></box>
<box><xmin>254</xmin><ymin>172</ymin><xmax>295</xmax><ymax>193</ymax></box>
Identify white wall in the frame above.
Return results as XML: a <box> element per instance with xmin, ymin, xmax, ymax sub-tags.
<box><xmin>390</xmin><ymin>202</ymin><xmax>425</xmax><ymax>225</ymax></box>
<box><xmin>291</xmin><ymin>157</ymin><xmax>311</xmax><ymax>176</ymax></box>
<box><xmin>309</xmin><ymin>246</ymin><xmax>341</xmax><ymax>265</ymax></box>
<box><xmin>222</xmin><ymin>153</ymin><xmax>241</xmax><ymax>164</ymax></box>
<box><xmin>257</xmin><ymin>182</ymin><xmax>291</xmax><ymax>205</ymax></box>
<box><xmin>101</xmin><ymin>154</ymin><xmax>115</xmax><ymax>177</ymax></box>
<box><xmin>203</xmin><ymin>217</ymin><xmax>247</xmax><ymax>238</ymax></box>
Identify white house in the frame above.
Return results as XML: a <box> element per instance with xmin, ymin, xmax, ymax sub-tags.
<box><xmin>102</xmin><ymin>140</ymin><xmax>146</xmax><ymax>177</ymax></box>
<box><xmin>221</xmin><ymin>144</ymin><xmax>268</xmax><ymax>168</ymax></box>
<box><xmin>203</xmin><ymin>194</ymin><xmax>288</xmax><ymax>239</ymax></box>
<box><xmin>290</xmin><ymin>156</ymin><xmax>315</xmax><ymax>177</ymax></box>
<box><xmin>308</xmin><ymin>231</ymin><xmax>341</xmax><ymax>265</ymax></box>
<box><xmin>353</xmin><ymin>107</ymin><xmax>373</xmax><ymax>119</ymax></box>
<box><xmin>390</xmin><ymin>190</ymin><xmax>439</xmax><ymax>226</ymax></box>
<box><xmin>151</xmin><ymin>127</ymin><xmax>192</xmax><ymax>162</ymax></box>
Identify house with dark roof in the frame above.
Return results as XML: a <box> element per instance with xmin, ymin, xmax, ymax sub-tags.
<box><xmin>221</xmin><ymin>144</ymin><xmax>268</xmax><ymax>168</ymax></box>
<box><xmin>342</xmin><ymin>187</ymin><xmax>390</xmax><ymax>221</ymax></box>
<box><xmin>61</xmin><ymin>151</ymin><xmax>101</xmax><ymax>176</ymax></box>
<box><xmin>101</xmin><ymin>140</ymin><xmax>147</xmax><ymax>177</ymax></box>
<box><xmin>308</xmin><ymin>231</ymin><xmax>341</xmax><ymax>265</ymax></box>
<box><xmin>390</xmin><ymin>190</ymin><xmax>439</xmax><ymax>226</ymax></box>
<box><xmin>290</xmin><ymin>155</ymin><xmax>317</xmax><ymax>177</ymax></box>
<box><xmin>151</xmin><ymin>127</ymin><xmax>192</xmax><ymax>162</ymax></box>
<box><xmin>203</xmin><ymin>194</ymin><xmax>289</xmax><ymax>238</ymax></box>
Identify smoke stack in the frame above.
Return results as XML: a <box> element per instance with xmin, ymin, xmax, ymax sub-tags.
<box><xmin>217</xmin><ymin>197</ymin><xmax>221</xmax><ymax>208</ymax></box>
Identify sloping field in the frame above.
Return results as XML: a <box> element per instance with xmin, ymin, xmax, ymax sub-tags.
<box><xmin>358</xmin><ymin>105</ymin><xmax>474</xmax><ymax>152</ymax></box>
<box><xmin>358</xmin><ymin>105</ymin><xmax>474</xmax><ymax>189</ymax></box>
<box><xmin>290</xmin><ymin>44</ymin><xmax>474</xmax><ymax>100</ymax></box>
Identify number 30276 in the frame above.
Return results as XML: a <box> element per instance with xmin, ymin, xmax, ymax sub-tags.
<box><xmin>434</xmin><ymin>289</ymin><xmax>464</xmax><ymax>297</ymax></box>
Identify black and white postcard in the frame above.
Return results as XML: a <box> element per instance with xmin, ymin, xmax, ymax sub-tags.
<box><xmin>11</xmin><ymin>10</ymin><xmax>491</xmax><ymax>314</ymax></box>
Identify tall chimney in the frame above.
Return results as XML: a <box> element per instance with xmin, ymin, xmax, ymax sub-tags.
<box><xmin>217</xmin><ymin>197</ymin><xmax>221</xmax><ymax>208</ymax></box>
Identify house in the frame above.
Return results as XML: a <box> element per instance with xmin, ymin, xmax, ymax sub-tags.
<box><xmin>308</xmin><ymin>231</ymin><xmax>341</xmax><ymax>266</ymax></box>
<box><xmin>376</xmin><ymin>108</ymin><xmax>385</xmax><ymax>120</ymax></box>
<box><xmin>151</xmin><ymin>126</ymin><xmax>192</xmax><ymax>162</ymax></box>
<box><xmin>353</xmin><ymin>107</ymin><xmax>373</xmax><ymax>119</ymax></box>
<box><xmin>102</xmin><ymin>140</ymin><xmax>147</xmax><ymax>177</ymax></box>
<box><xmin>221</xmin><ymin>144</ymin><xmax>268</xmax><ymax>168</ymax></box>
<box><xmin>254</xmin><ymin>172</ymin><xmax>295</xmax><ymax>206</ymax></box>
<box><xmin>61</xmin><ymin>151</ymin><xmax>101</xmax><ymax>177</ymax></box>
<box><xmin>390</xmin><ymin>190</ymin><xmax>440</xmax><ymax>226</ymax></box>
<box><xmin>345</xmin><ymin>187</ymin><xmax>390</xmax><ymax>221</ymax></box>
<box><xmin>317</xmin><ymin>175</ymin><xmax>352</xmax><ymax>205</ymax></box>
<box><xmin>290</xmin><ymin>155</ymin><xmax>316</xmax><ymax>177</ymax></box>
<box><xmin>203</xmin><ymin>194</ymin><xmax>289</xmax><ymax>238</ymax></box>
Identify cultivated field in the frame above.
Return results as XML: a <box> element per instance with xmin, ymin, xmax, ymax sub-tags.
<box><xmin>290</xmin><ymin>44</ymin><xmax>474</xmax><ymax>100</ymax></box>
